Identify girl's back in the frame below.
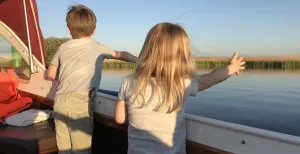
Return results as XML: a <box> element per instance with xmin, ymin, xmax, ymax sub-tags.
<box><xmin>114</xmin><ymin>22</ymin><xmax>245</xmax><ymax>154</ymax></box>
<box><xmin>119</xmin><ymin>77</ymin><xmax>198</xmax><ymax>154</ymax></box>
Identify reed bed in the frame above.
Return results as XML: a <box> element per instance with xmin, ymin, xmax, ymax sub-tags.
<box><xmin>102</xmin><ymin>59</ymin><xmax>136</xmax><ymax>69</ymax></box>
<box><xmin>103</xmin><ymin>56</ymin><xmax>300</xmax><ymax>70</ymax></box>
<box><xmin>0</xmin><ymin>59</ymin><xmax>29</xmax><ymax>68</ymax></box>
<box><xmin>2</xmin><ymin>56</ymin><xmax>300</xmax><ymax>70</ymax></box>
<box><xmin>0</xmin><ymin>59</ymin><xmax>12</xmax><ymax>67</ymax></box>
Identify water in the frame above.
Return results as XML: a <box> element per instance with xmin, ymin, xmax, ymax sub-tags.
<box><xmin>99</xmin><ymin>69</ymin><xmax>300</xmax><ymax>137</ymax></box>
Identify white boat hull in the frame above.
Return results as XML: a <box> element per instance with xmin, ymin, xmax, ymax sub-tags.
<box><xmin>95</xmin><ymin>92</ymin><xmax>300</xmax><ymax>154</ymax></box>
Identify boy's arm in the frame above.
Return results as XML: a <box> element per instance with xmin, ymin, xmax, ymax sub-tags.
<box><xmin>197</xmin><ymin>52</ymin><xmax>245</xmax><ymax>92</ymax></box>
<box><xmin>46</xmin><ymin>46</ymin><xmax>61</xmax><ymax>80</ymax></box>
<box><xmin>111</xmin><ymin>51</ymin><xmax>137</xmax><ymax>63</ymax></box>
<box><xmin>97</xmin><ymin>42</ymin><xmax>137</xmax><ymax>63</ymax></box>
<box><xmin>47</xmin><ymin>64</ymin><xmax>58</xmax><ymax>80</ymax></box>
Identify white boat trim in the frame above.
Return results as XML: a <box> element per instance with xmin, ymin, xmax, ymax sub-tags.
<box><xmin>23</xmin><ymin>0</ymin><xmax>34</xmax><ymax>73</ymax></box>
<box><xmin>28</xmin><ymin>0</ymin><xmax>45</xmax><ymax>66</ymax></box>
<box><xmin>95</xmin><ymin>91</ymin><xmax>300</xmax><ymax>154</ymax></box>
<box><xmin>0</xmin><ymin>21</ymin><xmax>45</xmax><ymax>71</ymax></box>
<box><xmin>186</xmin><ymin>113</ymin><xmax>300</xmax><ymax>146</ymax></box>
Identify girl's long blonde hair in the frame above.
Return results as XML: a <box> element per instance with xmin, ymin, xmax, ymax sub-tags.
<box><xmin>131</xmin><ymin>22</ymin><xmax>196</xmax><ymax>113</ymax></box>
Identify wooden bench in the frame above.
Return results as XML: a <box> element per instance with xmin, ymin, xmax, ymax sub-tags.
<box><xmin>0</xmin><ymin>119</ymin><xmax>57</xmax><ymax>154</ymax></box>
<box><xmin>0</xmin><ymin>91</ymin><xmax>57</xmax><ymax>154</ymax></box>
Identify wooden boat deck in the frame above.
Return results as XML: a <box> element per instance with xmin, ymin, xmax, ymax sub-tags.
<box><xmin>0</xmin><ymin>90</ymin><xmax>232</xmax><ymax>154</ymax></box>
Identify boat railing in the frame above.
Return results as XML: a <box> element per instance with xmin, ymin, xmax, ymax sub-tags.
<box><xmin>97</xmin><ymin>88</ymin><xmax>300</xmax><ymax>146</ymax></box>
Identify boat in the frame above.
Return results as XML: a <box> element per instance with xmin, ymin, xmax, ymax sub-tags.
<box><xmin>0</xmin><ymin>0</ymin><xmax>300</xmax><ymax>153</ymax></box>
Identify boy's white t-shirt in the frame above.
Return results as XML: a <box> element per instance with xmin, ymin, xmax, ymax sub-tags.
<box><xmin>118</xmin><ymin>76</ymin><xmax>199</xmax><ymax>154</ymax></box>
<box><xmin>51</xmin><ymin>38</ymin><xmax>114</xmax><ymax>94</ymax></box>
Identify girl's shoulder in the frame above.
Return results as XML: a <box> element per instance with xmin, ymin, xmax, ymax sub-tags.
<box><xmin>183</xmin><ymin>76</ymin><xmax>198</xmax><ymax>85</ymax></box>
<box><xmin>119</xmin><ymin>74</ymin><xmax>137</xmax><ymax>93</ymax></box>
<box><xmin>183</xmin><ymin>76</ymin><xmax>199</xmax><ymax>97</ymax></box>
<box><xmin>121</xmin><ymin>74</ymin><xmax>135</xmax><ymax>85</ymax></box>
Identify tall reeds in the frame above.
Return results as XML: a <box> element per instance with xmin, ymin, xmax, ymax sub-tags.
<box><xmin>103</xmin><ymin>56</ymin><xmax>300</xmax><ymax>70</ymax></box>
<box><xmin>0</xmin><ymin>58</ymin><xmax>12</xmax><ymax>67</ymax></box>
<box><xmin>2</xmin><ymin>56</ymin><xmax>300</xmax><ymax>70</ymax></box>
<box><xmin>102</xmin><ymin>59</ymin><xmax>136</xmax><ymax>69</ymax></box>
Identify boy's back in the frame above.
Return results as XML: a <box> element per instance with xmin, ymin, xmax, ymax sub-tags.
<box><xmin>47</xmin><ymin>4</ymin><xmax>136</xmax><ymax>153</ymax></box>
<box><xmin>51</xmin><ymin>38</ymin><xmax>113</xmax><ymax>94</ymax></box>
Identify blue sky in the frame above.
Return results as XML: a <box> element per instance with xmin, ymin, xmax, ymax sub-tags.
<box><xmin>34</xmin><ymin>0</ymin><xmax>300</xmax><ymax>56</ymax></box>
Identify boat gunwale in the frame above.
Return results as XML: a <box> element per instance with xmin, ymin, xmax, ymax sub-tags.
<box><xmin>16</xmin><ymin>89</ymin><xmax>232</xmax><ymax>154</ymax></box>
<box><xmin>96</xmin><ymin>89</ymin><xmax>300</xmax><ymax>146</ymax></box>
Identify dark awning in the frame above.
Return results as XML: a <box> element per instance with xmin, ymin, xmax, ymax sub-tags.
<box><xmin>0</xmin><ymin>0</ymin><xmax>45</xmax><ymax>66</ymax></box>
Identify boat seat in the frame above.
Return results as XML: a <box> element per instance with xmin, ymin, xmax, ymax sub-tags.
<box><xmin>0</xmin><ymin>119</ymin><xmax>57</xmax><ymax>154</ymax></box>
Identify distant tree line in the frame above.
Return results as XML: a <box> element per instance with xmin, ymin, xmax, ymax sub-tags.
<box><xmin>44</xmin><ymin>37</ymin><xmax>70</xmax><ymax>66</ymax></box>
<box><xmin>44</xmin><ymin>37</ymin><xmax>300</xmax><ymax>70</ymax></box>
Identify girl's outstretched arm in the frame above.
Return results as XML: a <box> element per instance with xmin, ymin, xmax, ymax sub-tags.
<box><xmin>197</xmin><ymin>52</ymin><xmax>245</xmax><ymax>92</ymax></box>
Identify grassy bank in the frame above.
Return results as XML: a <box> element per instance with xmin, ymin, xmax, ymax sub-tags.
<box><xmin>0</xmin><ymin>58</ymin><xmax>12</xmax><ymax>67</ymax></box>
<box><xmin>103</xmin><ymin>59</ymin><xmax>136</xmax><ymax>69</ymax></box>
<box><xmin>41</xmin><ymin>37</ymin><xmax>300</xmax><ymax>70</ymax></box>
<box><xmin>103</xmin><ymin>56</ymin><xmax>300</xmax><ymax>70</ymax></box>
<box><xmin>2</xmin><ymin>56</ymin><xmax>300</xmax><ymax>70</ymax></box>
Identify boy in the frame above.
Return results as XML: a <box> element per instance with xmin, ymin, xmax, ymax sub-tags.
<box><xmin>47</xmin><ymin>4</ymin><xmax>137</xmax><ymax>154</ymax></box>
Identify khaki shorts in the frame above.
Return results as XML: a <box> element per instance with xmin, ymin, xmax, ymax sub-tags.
<box><xmin>53</xmin><ymin>91</ymin><xmax>95</xmax><ymax>154</ymax></box>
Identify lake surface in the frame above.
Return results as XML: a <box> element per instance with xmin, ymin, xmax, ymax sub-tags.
<box><xmin>99</xmin><ymin>69</ymin><xmax>300</xmax><ymax>137</ymax></box>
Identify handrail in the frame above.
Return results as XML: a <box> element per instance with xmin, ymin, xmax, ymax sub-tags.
<box><xmin>23</xmin><ymin>0</ymin><xmax>34</xmax><ymax>73</ymax></box>
<box><xmin>186</xmin><ymin>114</ymin><xmax>300</xmax><ymax>146</ymax></box>
<box><xmin>97</xmin><ymin>88</ymin><xmax>300</xmax><ymax>146</ymax></box>
<box><xmin>98</xmin><ymin>89</ymin><xmax>118</xmax><ymax>96</ymax></box>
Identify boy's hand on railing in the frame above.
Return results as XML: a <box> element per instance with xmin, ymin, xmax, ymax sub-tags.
<box><xmin>112</xmin><ymin>51</ymin><xmax>137</xmax><ymax>63</ymax></box>
<box><xmin>228</xmin><ymin>52</ymin><xmax>245</xmax><ymax>75</ymax></box>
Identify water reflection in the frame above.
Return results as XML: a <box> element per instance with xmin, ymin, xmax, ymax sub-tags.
<box><xmin>100</xmin><ymin>68</ymin><xmax>300</xmax><ymax>137</ymax></box>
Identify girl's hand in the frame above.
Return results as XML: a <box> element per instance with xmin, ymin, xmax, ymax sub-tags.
<box><xmin>196</xmin><ymin>52</ymin><xmax>245</xmax><ymax>91</ymax></box>
<box><xmin>228</xmin><ymin>52</ymin><xmax>245</xmax><ymax>75</ymax></box>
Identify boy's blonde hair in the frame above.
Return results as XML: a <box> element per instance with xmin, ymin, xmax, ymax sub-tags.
<box><xmin>66</xmin><ymin>4</ymin><xmax>96</xmax><ymax>39</ymax></box>
<box><xmin>131</xmin><ymin>22</ymin><xmax>196</xmax><ymax>113</ymax></box>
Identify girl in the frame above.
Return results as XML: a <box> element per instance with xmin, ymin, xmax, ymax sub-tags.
<box><xmin>114</xmin><ymin>22</ymin><xmax>245</xmax><ymax>154</ymax></box>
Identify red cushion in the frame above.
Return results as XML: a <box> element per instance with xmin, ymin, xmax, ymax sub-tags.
<box><xmin>0</xmin><ymin>97</ymin><xmax>33</xmax><ymax>122</ymax></box>
<box><xmin>0</xmin><ymin>69</ymin><xmax>19</xmax><ymax>104</ymax></box>
<box><xmin>0</xmin><ymin>69</ymin><xmax>32</xmax><ymax>122</ymax></box>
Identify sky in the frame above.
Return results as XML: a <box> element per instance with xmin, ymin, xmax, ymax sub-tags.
<box><xmin>2</xmin><ymin>0</ymin><xmax>300</xmax><ymax>57</ymax></box>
